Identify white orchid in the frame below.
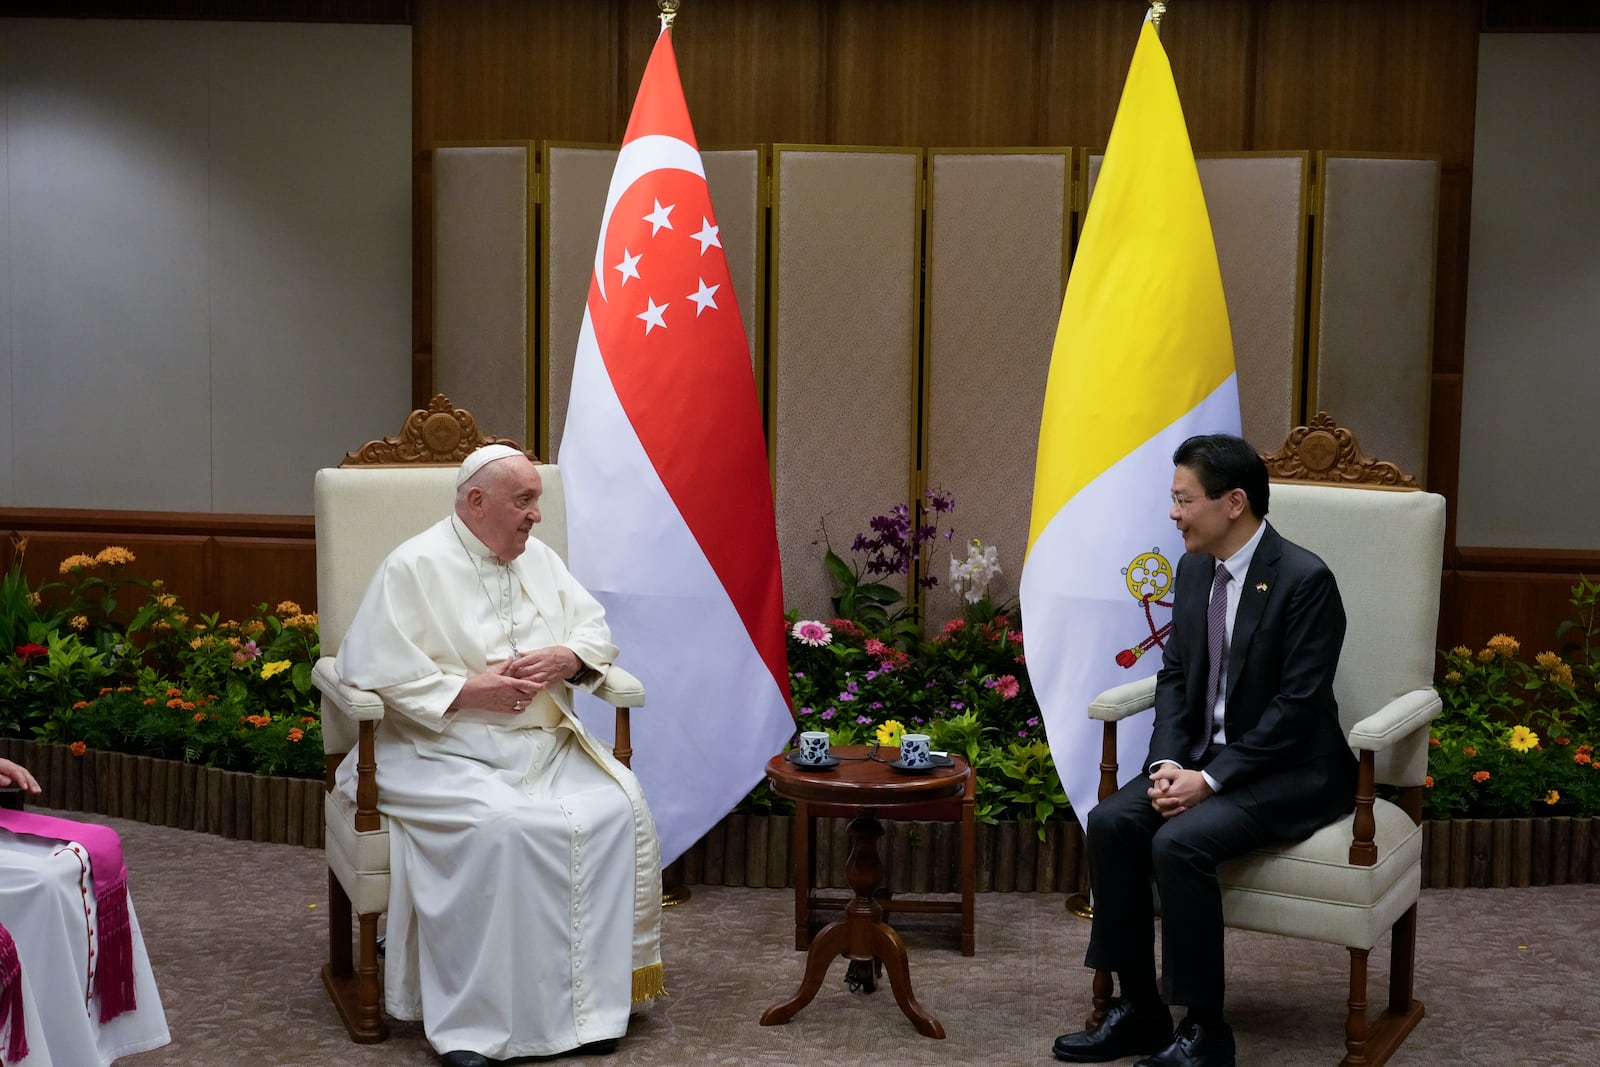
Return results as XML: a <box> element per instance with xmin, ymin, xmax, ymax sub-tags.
<box><xmin>949</xmin><ymin>539</ymin><xmax>1002</xmax><ymax>604</ymax></box>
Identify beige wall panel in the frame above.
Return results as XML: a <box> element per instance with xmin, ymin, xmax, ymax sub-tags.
<box><xmin>433</xmin><ymin>144</ymin><xmax>532</xmax><ymax>443</ymax></box>
<box><xmin>773</xmin><ymin>148</ymin><xmax>920</xmax><ymax>617</ymax></box>
<box><xmin>1310</xmin><ymin>154</ymin><xmax>1438</xmax><ymax>480</ymax></box>
<box><xmin>543</xmin><ymin>145</ymin><xmax>761</xmax><ymax>462</ymax></box>
<box><xmin>923</xmin><ymin>150</ymin><xmax>1069</xmax><ymax>625</ymax></box>
<box><xmin>1087</xmin><ymin>153</ymin><xmax>1308</xmax><ymax>452</ymax></box>
<box><xmin>1197</xmin><ymin>154</ymin><xmax>1308</xmax><ymax>451</ymax></box>
<box><xmin>543</xmin><ymin>145</ymin><xmax>616</xmax><ymax>461</ymax></box>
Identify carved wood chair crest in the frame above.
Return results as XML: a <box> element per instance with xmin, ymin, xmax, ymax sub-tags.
<box><xmin>339</xmin><ymin>394</ymin><xmax>532</xmax><ymax>467</ymax></box>
<box><xmin>1260</xmin><ymin>411</ymin><xmax>1419</xmax><ymax>488</ymax></box>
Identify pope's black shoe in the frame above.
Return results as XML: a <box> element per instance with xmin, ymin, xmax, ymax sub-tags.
<box><xmin>437</xmin><ymin>1052</ymin><xmax>493</xmax><ymax>1067</ymax></box>
<box><xmin>573</xmin><ymin>1038</ymin><xmax>620</xmax><ymax>1056</ymax></box>
<box><xmin>1052</xmin><ymin>997</ymin><xmax>1174</xmax><ymax>1062</ymax></box>
<box><xmin>1134</xmin><ymin>1017</ymin><xmax>1237</xmax><ymax>1067</ymax></box>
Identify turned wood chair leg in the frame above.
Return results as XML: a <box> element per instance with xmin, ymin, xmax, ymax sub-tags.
<box><xmin>1345</xmin><ymin>947</ymin><xmax>1370</xmax><ymax>1065</ymax></box>
<box><xmin>357</xmin><ymin>911</ymin><xmax>384</xmax><ymax>1039</ymax></box>
<box><xmin>1089</xmin><ymin>967</ymin><xmax>1114</xmax><ymax>1030</ymax></box>
<box><xmin>793</xmin><ymin>799</ymin><xmax>813</xmax><ymax>950</ymax></box>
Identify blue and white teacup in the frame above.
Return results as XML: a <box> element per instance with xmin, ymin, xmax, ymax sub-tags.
<box><xmin>798</xmin><ymin>731</ymin><xmax>832</xmax><ymax>765</ymax></box>
<box><xmin>899</xmin><ymin>733</ymin><xmax>932</xmax><ymax>769</ymax></box>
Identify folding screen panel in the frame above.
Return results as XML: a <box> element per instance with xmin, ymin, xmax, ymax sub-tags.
<box><xmin>433</xmin><ymin>142</ymin><xmax>535</xmax><ymax>443</ymax></box>
<box><xmin>922</xmin><ymin>149</ymin><xmax>1071</xmax><ymax>624</ymax></box>
<box><xmin>541</xmin><ymin>145</ymin><xmax>762</xmax><ymax>462</ymax></box>
<box><xmin>1309</xmin><ymin>153</ymin><xmax>1439</xmax><ymax>481</ymax></box>
<box><xmin>1086</xmin><ymin>152</ymin><xmax>1310</xmax><ymax>451</ymax></box>
<box><xmin>772</xmin><ymin>147</ymin><xmax>922</xmax><ymax>617</ymax></box>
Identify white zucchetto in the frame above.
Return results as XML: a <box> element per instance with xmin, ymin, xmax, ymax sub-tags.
<box><xmin>455</xmin><ymin>444</ymin><xmax>526</xmax><ymax>488</ymax></box>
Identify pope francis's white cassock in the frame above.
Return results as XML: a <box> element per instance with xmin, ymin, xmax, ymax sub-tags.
<box><xmin>333</xmin><ymin>450</ymin><xmax>662</xmax><ymax>1062</ymax></box>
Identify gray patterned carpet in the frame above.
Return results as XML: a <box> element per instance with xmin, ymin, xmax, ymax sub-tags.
<box><xmin>45</xmin><ymin>807</ymin><xmax>1599</xmax><ymax>1067</ymax></box>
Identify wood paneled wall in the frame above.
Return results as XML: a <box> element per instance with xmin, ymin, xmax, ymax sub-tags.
<box><xmin>3</xmin><ymin>0</ymin><xmax>1585</xmax><ymax>653</ymax></box>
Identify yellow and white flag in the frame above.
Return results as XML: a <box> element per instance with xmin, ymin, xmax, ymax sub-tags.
<box><xmin>1019</xmin><ymin>12</ymin><xmax>1239</xmax><ymax>829</ymax></box>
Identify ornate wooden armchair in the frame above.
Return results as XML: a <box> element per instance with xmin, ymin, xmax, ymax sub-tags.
<box><xmin>1084</xmin><ymin>414</ymin><xmax>1443</xmax><ymax>1067</ymax></box>
<box><xmin>313</xmin><ymin>396</ymin><xmax>646</xmax><ymax>1043</ymax></box>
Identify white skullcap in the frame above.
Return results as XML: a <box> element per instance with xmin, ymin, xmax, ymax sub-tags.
<box><xmin>455</xmin><ymin>444</ymin><xmax>525</xmax><ymax>488</ymax></box>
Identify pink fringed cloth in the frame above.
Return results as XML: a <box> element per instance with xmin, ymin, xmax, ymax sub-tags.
<box><xmin>0</xmin><ymin>810</ymin><xmax>137</xmax><ymax>1022</ymax></box>
<box><xmin>0</xmin><ymin>921</ymin><xmax>27</xmax><ymax>1063</ymax></box>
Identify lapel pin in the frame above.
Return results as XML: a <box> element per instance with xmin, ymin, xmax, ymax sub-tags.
<box><xmin>1255</xmin><ymin>582</ymin><xmax>1269</xmax><ymax>593</ymax></box>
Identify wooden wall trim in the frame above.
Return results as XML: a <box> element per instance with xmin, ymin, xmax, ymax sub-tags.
<box><xmin>0</xmin><ymin>507</ymin><xmax>312</xmax><ymax>540</ymax></box>
<box><xmin>1454</xmin><ymin>547</ymin><xmax>1600</xmax><ymax>573</ymax></box>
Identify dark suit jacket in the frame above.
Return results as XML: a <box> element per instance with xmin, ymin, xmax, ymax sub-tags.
<box><xmin>1145</xmin><ymin>522</ymin><xmax>1357</xmax><ymax>840</ymax></box>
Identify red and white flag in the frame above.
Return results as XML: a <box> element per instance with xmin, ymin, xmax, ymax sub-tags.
<box><xmin>560</xmin><ymin>27</ymin><xmax>794</xmax><ymax>866</ymax></box>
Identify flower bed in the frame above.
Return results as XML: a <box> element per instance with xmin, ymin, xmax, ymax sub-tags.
<box><xmin>2</xmin><ymin>541</ymin><xmax>322</xmax><ymax>780</ymax></box>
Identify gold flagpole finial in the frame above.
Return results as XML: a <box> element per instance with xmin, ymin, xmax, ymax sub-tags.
<box><xmin>658</xmin><ymin>0</ymin><xmax>680</xmax><ymax>31</ymax></box>
<box><xmin>1150</xmin><ymin>2</ymin><xmax>1166</xmax><ymax>28</ymax></box>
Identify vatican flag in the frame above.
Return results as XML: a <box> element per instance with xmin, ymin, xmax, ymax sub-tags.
<box><xmin>1019</xmin><ymin>12</ymin><xmax>1240</xmax><ymax>829</ymax></box>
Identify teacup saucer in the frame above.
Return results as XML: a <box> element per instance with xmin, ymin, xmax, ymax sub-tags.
<box><xmin>785</xmin><ymin>752</ymin><xmax>840</xmax><ymax>770</ymax></box>
<box><xmin>887</xmin><ymin>758</ymin><xmax>936</xmax><ymax>774</ymax></box>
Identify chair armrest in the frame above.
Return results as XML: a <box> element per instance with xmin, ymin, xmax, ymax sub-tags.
<box><xmin>313</xmin><ymin>656</ymin><xmax>386</xmax><ymax>721</ymax></box>
<box><xmin>1347</xmin><ymin>688</ymin><xmax>1441</xmax><ymax>751</ymax></box>
<box><xmin>594</xmin><ymin>665</ymin><xmax>646</xmax><ymax>708</ymax></box>
<box><xmin>1089</xmin><ymin>675</ymin><xmax>1158</xmax><ymax>722</ymax></box>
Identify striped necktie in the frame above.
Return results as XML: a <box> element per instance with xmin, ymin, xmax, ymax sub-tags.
<box><xmin>1195</xmin><ymin>559</ymin><xmax>1232</xmax><ymax>762</ymax></box>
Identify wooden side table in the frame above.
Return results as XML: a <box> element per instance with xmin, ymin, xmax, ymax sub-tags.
<box><xmin>758</xmin><ymin>745</ymin><xmax>971</xmax><ymax>1039</ymax></box>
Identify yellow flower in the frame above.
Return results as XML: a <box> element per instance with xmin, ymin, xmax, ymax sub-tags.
<box><xmin>70</xmin><ymin>614</ymin><xmax>89</xmax><ymax>631</ymax></box>
<box><xmin>285</xmin><ymin>612</ymin><xmax>320</xmax><ymax>632</ymax></box>
<box><xmin>1486</xmin><ymin>633</ymin><xmax>1520</xmax><ymax>659</ymax></box>
<box><xmin>95</xmin><ymin>546</ymin><xmax>136</xmax><ymax>566</ymax></box>
<box><xmin>1449</xmin><ymin>645</ymin><xmax>1471</xmax><ymax>658</ymax></box>
<box><xmin>1476</xmin><ymin>649</ymin><xmax>1495</xmax><ymax>663</ymax></box>
<box><xmin>1508</xmin><ymin>725</ymin><xmax>1540</xmax><ymax>753</ymax></box>
<box><xmin>276</xmin><ymin>600</ymin><xmax>303</xmax><ymax>616</ymax></box>
<box><xmin>1551</xmin><ymin>663</ymin><xmax>1575</xmax><ymax>687</ymax></box>
<box><xmin>155</xmin><ymin>593</ymin><xmax>177</xmax><ymax>608</ymax></box>
<box><xmin>260</xmin><ymin>660</ymin><xmax>292</xmax><ymax>680</ymax></box>
<box><xmin>1444</xmin><ymin>671</ymin><xmax>1462</xmax><ymax>683</ymax></box>
<box><xmin>1534</xmin><ymin>650</ymin><xmax>1563</xmax><ymax>670</ymax></box>
<box><xmin>875</xmin><ymin>719</ymin><xmax>905</xmax><ymax>746</ymax></box>
<box><xmin>26</xmin><ymin>592</ymin><xmax>40</xmax><ymax>607</ymax></box>
<box><xmin>1545</xmin><ymin>790</ymin><xmax>1560</xmax><ymax>805</ymax></box>
<box><xmin>58</xmin><ymin>553</ymin><xmax>97</xmax><ymax>574</ymax></box>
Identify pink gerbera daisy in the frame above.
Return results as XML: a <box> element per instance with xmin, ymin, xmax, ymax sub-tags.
<box><xmin>790</xmin><ymin>620</ymin><xmax>833</xmax><ymax>647</ymax></box>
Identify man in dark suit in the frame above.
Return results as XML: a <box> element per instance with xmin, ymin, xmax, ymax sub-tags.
<box><xmin>1052</xmin><ymin>434</ymin><xmax>1355</xmax><ymax>1067</ymax></box>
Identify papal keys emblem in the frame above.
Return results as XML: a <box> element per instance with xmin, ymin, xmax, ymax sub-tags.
<box><xmin>1116</xmin><ymin>549</ymin><xmax>1174</xmax><ymax>668</ymax></box>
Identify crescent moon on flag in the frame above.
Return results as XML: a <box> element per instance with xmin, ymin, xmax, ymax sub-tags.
<box><xmin>592</xmin><ymin>133</ymin><xmax>706</xmax><ymax>302</ymax></box>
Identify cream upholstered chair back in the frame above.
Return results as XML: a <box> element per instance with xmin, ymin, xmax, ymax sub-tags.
<box><xmin>1266</xmin><ymin>481</ymin><xmax>1444</xmax><ymax>788</ymax></box>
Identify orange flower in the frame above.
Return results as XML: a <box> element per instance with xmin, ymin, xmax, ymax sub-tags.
<box><xmin>166</xmin><ymin>698</ymin><xmax>186</xmax><ymax>708</ymax></box>
<box><xmin>70</xmin><ymin>741</ymin><xmax>87</xmax><ymax>756</ymax></box>
<box><xmin>1556</xmin><ymin>736</ymin><xmax>1572</xmax><ymax>746</ymax></box>
<box><xmin>1424</xmin><ymin>776</ymin><xmax>1434</xmax><ymax>788</ymax></box>
<box><xmin>166</xmin><ymin>687</ymin><xmax>182</xmax><ymax>697</ymax></box>
<box><xmin>301</xmin><ymin>716</ymin><xmax>316</xmax><ymax>724</ymax></box>
<box><xmin>1576</xmin><ymin>752</ymin><xmax>1592</xmax><ymax>766</ymax></box>
<box><xmin>287</xmin><ymin>728</ymin><xmax>305</xmax><ymax>743</ymax></box>
<box><xmin>116</xmin><ymin>686</ymin><xmax>133</xmax><ymax>693</ymax></box>
<box><xmin>1462</xmin><ymin>747</ymin><xmax>1477</xmax><ymax>757</ymax></box>
<box><xmin>98</xmin><ymin>687</ymin><xmax>113</xmax><ymax>696</ymax></box>
<box><xmin>1428</xmin><ymin>737</ymin><xmax>1441</xmax><ymax>747</ymax></box>
<box><xmin>1545</xmin><ymin>790</ymin><xmax>1560</xmax><ymax>805</ymax></box>
<box><xmin>142</xmin><ymin>698</ymin><xmax>156</xmax><ymax>706</ymax></box>
<box><xmin>193</xmin><ymin>712</ymin><xmax>206</xmax><ymax>723</ymax></box>
<box><xmin>1472</xmin><ymin>770</ymin><xmax>1491</xmax><ymax>783</ymax></box>
<box><xmin>71</xmin><ymin>700</ymin><xmax>90</xmax><ymax>710</ymax></box>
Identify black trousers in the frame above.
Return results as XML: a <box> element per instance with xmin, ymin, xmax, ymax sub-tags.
<box><xmin>1082</xmin><ymin>771</ymin><xmax>1276</xmax><ymax>1012</ymax></box>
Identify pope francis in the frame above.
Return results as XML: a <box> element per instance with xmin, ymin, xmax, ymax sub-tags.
<box><xmin>332</xmin><ymin>445</ymin><xmax>663</xmax><ymax>1067</ymax></box>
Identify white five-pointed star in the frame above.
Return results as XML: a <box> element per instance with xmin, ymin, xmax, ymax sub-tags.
<box><xmin>687</xmin><ymin>278</ymin><xmax>720</xmax><ymax>316</ymax></box>
<box><xmin>643</xmin><ymin>199</ymin><xmax>675</xmax><ymax>236</ymax></box>
<box><xmin>613</xmin><ymin>247</ymin><xmax>642</xmax><ymax>286</ymax></box>
<box><xmin>637</xmin><ymin>296</ymin><xmax>668</xmax><ymax>334</ymax></box>
<box><xmin>692</xmin><ymin>217</ymin><xmax>721</xmax><ymax>254</ymax></box>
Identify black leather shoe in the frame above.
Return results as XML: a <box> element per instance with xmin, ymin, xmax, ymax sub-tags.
<box><xmin>1134</xmin><ymin>1017</ymin><xmax>1236</xmax><ymax>1067</ymax></box>
<box><xmin>438</xmin><ymin>1052</ymin><xmax>493</xmax><ymax>1067</ymax></box>
<box><xmin>1053</xmin><ymin>997</ymin><xmax>1174</xmax><ymax>1062</ymax></box>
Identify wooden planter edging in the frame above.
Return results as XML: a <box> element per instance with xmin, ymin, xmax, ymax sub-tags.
<box><xmin>675</xmin><ymin>813</ymin><xmax>1094</xmax><ymax>896</ymax></box>
<box><xmin>0</xmin><ymin>738</ymin><xmax>324</xmax><ymax>848</ymax></box>
<box><xmin>1421</xmin><ymin>816</ymin><xmax>1598</xmax><ymax>888</ymax></box>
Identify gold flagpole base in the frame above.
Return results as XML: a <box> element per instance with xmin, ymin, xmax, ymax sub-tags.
<box><xmin>1065</xmin><ymin>892</ymin><xmax>1094</xmax><ymax>919</ymax></box>
<box><xmin>662</xmin><ymin>883</ymin><xmax>692</xmax><ymax>907</ymax></box>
